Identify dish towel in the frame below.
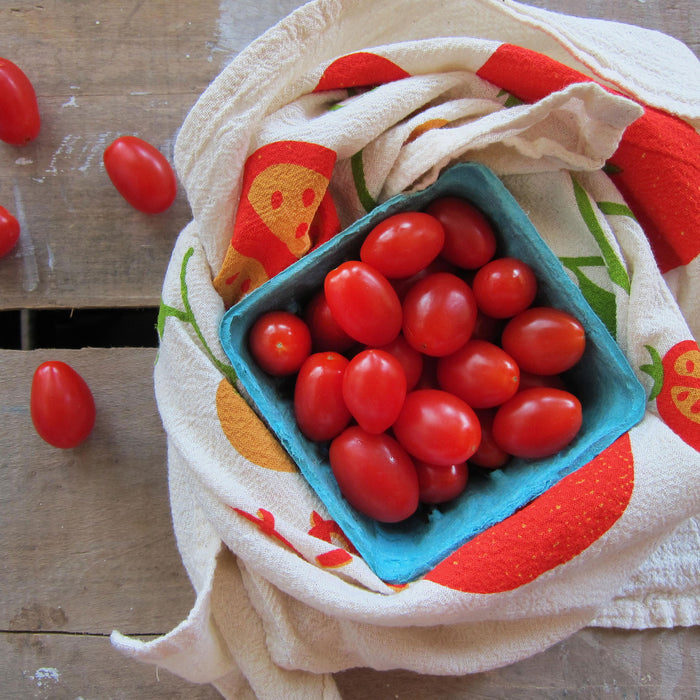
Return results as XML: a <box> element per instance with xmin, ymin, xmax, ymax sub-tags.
<box><xmin>111</xmin><ymin>1</ymin><xmax>700</xmax><ymax>698</ymax></box>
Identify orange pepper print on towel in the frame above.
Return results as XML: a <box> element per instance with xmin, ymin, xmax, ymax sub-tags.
<box><xmin>216</xmin><ymin>378</ymin><xmax>297</xmax><ymax>472</ymax></box>
<box><xmin>426</xmin><ymin>433</ymin><xmax>634</xmax><ymax>593</ymax></box>
<box><xmin>213</xmin><ymin>141</ymin><xmax>339</xmax><ymax>307</ymax></box>
<box><xmin>477</xmin><ymin>44</ymin><xmax>700</xmax><ymax>274</ymax></box>
<box><xmin>313</xmin><ymin>52</ymin><xmax>410</xmax><ymax>92</ymax></box>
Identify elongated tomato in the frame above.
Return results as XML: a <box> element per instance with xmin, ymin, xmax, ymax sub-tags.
<box><xmin>0</xmin><ymin>57</ymin><xmax>40</xmax><ymax>145</ymax></box>
<box><xmin>103</xmin><ymin>136</ymin><xmax>177</xmax><ymax>214</ymax></box>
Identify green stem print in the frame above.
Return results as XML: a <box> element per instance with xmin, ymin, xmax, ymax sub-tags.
<box><xmin>351</xmin><ymin>149</ymin><xmax>377</xmax><ymax>213</ymax></box>
<box><xmin>497</xmin><ymin>89</ymin><xmax>524</xmax><ymax>108</ymax></box>
<box><xmin>559</xmin><ymin>256</ymin><xmax>618</xmax><ymax>338</ymax></box>
<box><xmin>157</xmin><ymin>246</ymin><xmax>238</xmax><ymax>384</ymax></box>
<box><xmin>640</xmin><ymin>343</ymin><xmax>664</xmax><ymax>402</ymax></box>
<box><xmin>571</xmin><ymin>176</ymin><xmax>631</xmax><ymax>294</ymax></box>
<box><xmin>561</xmin><ymin>177</ymin><xmax>634</xmax><ymax>339</ymax></box>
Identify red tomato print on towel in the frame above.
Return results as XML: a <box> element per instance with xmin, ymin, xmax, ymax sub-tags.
<box><xmin>426</xmin><ymin>433</ymin><xmax>634</xmax><ymax>593</ymax></box>
<box><xmin>313</xmin><ymin>52</ymin><xmax>410</xmax><ymax>92</ymax></box>
<box><xmin>642</xmin><ymin>340</ymin><xmax>700</xmax><ymax>451</ymax></box>
<box><xmin>477</xmin><ymin>44</ymin><xmax>700</xmax><ymax>274</ymax></box>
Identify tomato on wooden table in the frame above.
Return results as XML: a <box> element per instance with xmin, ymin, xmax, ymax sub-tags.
<box><xmin>30</xmin><ymin>361</ymin><xmax>96</xmax><ymax>449</ymax></box>
<box><xmin>393</xmin><ymin>389</ymin><xmax>481</xmax><ymax>466</ymax></box>
<box><xmin>329</xmin><ymin>426</ymin><xmax>419</xmax><ymax>522</ymax></box>
<box><xmin>342</xmin><ymin>349</ymin><xmax>407</xmax><ymax>433</ymax></box>
<box><xmin>502</xmin><ymin>306</ymin><xmax>586</xmax><ymax>375</ymax></box>
<box><xmin>402</xmin><ymin>272</ymin><xmax>477</xmax><ymax>357</ymax></box>
<box><xmin>360</xmin><ymin>211</ymin><xmax>445</xmax><ymax>278</ymax></box>
<box><xmin>248</xmin><ymin>310</ymin><xmax>311</xmax><ymax>376</ymax></box>
<box><xmin>324</xmin><ymin>260</ymin><xmax>402</xmax><ymax>346</ymax></box>
<box><xmin>414</xmin><ymin>460</ymin><xmax>469</xmax><ymax>504</ymax></box>
<box><xmin>103</xmin><ymin>135</ymin><xmax>177</xmax><ymax>214</ymax></box>
<box><xmin>0</xmin><ymin>57</ymin><xmax>40</xmax><ymax>145</ymax></box>
<box><xmin>437</xmin><ymin>339</ymin><xmax>520</xmax><ymax>408</ymax></box>
<box><xmin>492</xmin><ymin>387</ymin><xmax>582</xmax><ymax>459</ymax></box>
<box><xmin>0</xmin><ymin>205</ymin><xmax>20</xmax><ymax>258</ymax></box>
<box><xmin>294</xmin><ymin>352</ymin><xmax>351</xmax><ymax>442</ymax></box>
<box><xmin>472</xmin><ymin>257</ymin><xmax>538</xmax><ymax>319</ymax></box>
<box><xmin>425</xmin><ymin>196</ymin><xmax>497</xmax><ymax>269</ymax></box>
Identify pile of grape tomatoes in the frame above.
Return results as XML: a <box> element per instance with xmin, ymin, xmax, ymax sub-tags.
<box><xmin>248</xmin><ymin>196</ymin><xmax>586</xmax><ymax>524</ymax></box>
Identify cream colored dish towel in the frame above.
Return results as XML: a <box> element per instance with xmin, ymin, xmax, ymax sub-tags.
<box><xmin>112</xmin><ymin>1</ymin><xmax>699</xmax><ymax>698</ymax></box>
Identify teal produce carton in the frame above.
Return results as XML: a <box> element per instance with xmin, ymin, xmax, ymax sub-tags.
<box><xmin>219</xmin><ymin>163</ymin><xmax>646</xmax><ymax>584</ymax></box>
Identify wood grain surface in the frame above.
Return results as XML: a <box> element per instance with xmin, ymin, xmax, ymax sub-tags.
<box><xmin>1</xmin><ymin>1</ymin><xmax>698</xmax><ymax>698</ymax></box>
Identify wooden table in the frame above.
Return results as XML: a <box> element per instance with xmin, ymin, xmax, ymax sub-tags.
<box><xmin>1</xmin><ymin>1</ymin><xmax>697</xmax><ymax>697</ymax></box>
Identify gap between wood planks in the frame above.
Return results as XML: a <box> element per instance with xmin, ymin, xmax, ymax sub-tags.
<box><xmin>0</xmin><ymin>307</ymin><xmax>160</xmax><ymax>350</ymax></box>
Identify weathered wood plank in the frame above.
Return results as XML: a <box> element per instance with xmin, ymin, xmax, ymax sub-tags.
<box><xmin>0</xmin><ymin>632</ymin><xmax>221</xmax><ymax>700</ymax></box>
<box><xmin>337</xmin><ymin>626</ymin><xmax>700</xmax><ymax>700</ymax></box>
<box><xmin>1</xmin><ymin>0</ymin><xmax>696</xmax><ymax>310</ymax></box>
<box><xmin>0</xmin><ymin>0</ymin><xmax>307</xmax><ymax>310</ymax></box>
<box><xmin>0</xmin><ymin>348</ymin><xmax>194</xmax><ymax>635</ymax></box>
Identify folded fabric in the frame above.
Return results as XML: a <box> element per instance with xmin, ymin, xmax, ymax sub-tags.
<box><xmin>112</xmin><ymin>1</ymin><xmax>700</xmax><ymax>697</ymax></box>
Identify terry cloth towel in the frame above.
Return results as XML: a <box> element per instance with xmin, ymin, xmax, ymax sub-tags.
<box><xmin>112</xmin><ymin>1</ymin><xmax>700</xmax><ymax>698</ymax></box>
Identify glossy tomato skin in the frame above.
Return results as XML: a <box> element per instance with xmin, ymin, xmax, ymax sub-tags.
<box><xmin>376</xmin><ymin>334</ymin><xmax>424</xmax><ymax>391</ymax></box>
<box><xmin>248</xmin><ymin>310</ymin><xmax>311</xmax><ymax>376</ymax></box>
<box><xmin>360</xmin><ymin>211</ymin><xmax>445</xmax><ymax>278</ymax></box>
<box><xmin>393</xmin><ymin>389</ymin><xmax>481</xmax><ymax>466</ymax></box>
<box><xmin>425</xmin><ymin>196</ymin><xmax>497</xmax><ymax>269</ymax></box>
<box><xmin>492</xmin><ymin>387</ymin><xmax>582</xmax><ymax>459</ymax></box>
<box><xmin>342</xmin><ymin>349</ymin><xmax>407</xmax><ymax>433</ymax></box>
<box><xmin>30</xmin><ymin>361</ymin><xmax>96</xmax><ymax>449</ymax></box>
<box><xmin>470</xmin><ymin>409</ymin><xmax>511</xmax><ymax>469</ymax></box>
<box><xmin>329</xmin><ymin>426</ymin><xmax>419</xmax><ymax>523</ymax></box>
<box><xmin>414</xmin><ymin>460</ymin><xmax>468</xmax><ymax>505</ymax></box>
<box><xmin>472</xmin><ymin>257</ymin><xmax>538</xmax><ymax>319</ymax></box>
<box><xmin>0</xmin><ymin>57</ymin><xmax>40</xmax><ymax>145</ymax></box>
<box><xmin>437</xmin><ymin>339</ymin><xmax>520</xmax><ymax>409</ymax></box>
<box><xmin>324</xmin><ymin>260</ymin><xmax>402</xmax><ymax>346</ymax></box>
<box><xmin>103</xmin><ymin>136</ymin><xmax>177</xmax><ymax>214</ymax></box>
<box><xmin>502</xmin><ymin>306</ymin><xmax>586</xmax><ymax>375</ymax></box>
<box><xmin>0</xmin><ymin>205</ymin><xmax>21</xmax><ymax>258</ymax></box>
<box><xmin>402</xmin><ymin>272</ymin><xmax>477</xmax><ymax>357</ymax></box>
<box><xmin>303</xmin><ymin>290</ymin><xmax>355</xmax><ymax>353</ymax></box>
<box><xmin>294</xmin><ymin>352</ymin><xmax>351</xmax><ymax>442</ymax></box>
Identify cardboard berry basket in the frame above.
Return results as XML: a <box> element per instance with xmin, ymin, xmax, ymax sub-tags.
<box><xmin>219</xmin><ymin>162</ymin><xmax>646</xmax><ymax>583</ymax></box>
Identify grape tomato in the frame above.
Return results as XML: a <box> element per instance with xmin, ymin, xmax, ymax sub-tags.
<box><xmin>414</xmin><ymin>460</ymin><xmax>469</xmax><ymax>505</ymax></box>
<box><xmin>342</xmin><ymin>349</ymin><xmax>407</xmax><ymax>434</ymax></box>
<box><xmin>0</xmin><ymin>57</ymin><xmax>40</xmax><ymax>146</ymax></box>
<box><xmin>402</xmin><ymin>272</ymin><xmax>477</xmax><ymax>357</ymax></box>
<box><xmin>360</xmin><ymin>211</ymin><xmax>445</xmax><ymax>279</ymax></box>
<box><xmin>425</xmin><ymin>196</ymin><xmax>497</xmax><ymax>269</ymax></box>
<box><xmin>30</xmin><ymin>361</ymin><xmax>96</xmax><ymax>449</ymax></box>
<box><xmin>502</xmin><ymin>306</ymin><xmax>585</xmax><ymax>375</ymax></box>
<box><xmin>248</xmin><ymin>310</ymin><xmax>311</xmax><ymax>376</ymax></box>
<box><xmin>103</xmin><ymin>136</ymin><xmax>177</xmax><ymax>214</ymax></box>
<box><xmin>493</xmin><ymin>387</ymin><xmax>582</xmax><ymax>459</ymax></box>
<box><xmin>303</xmin><ymin>290</ymin><xmax>355</xmax><ymax>352</ymax></box>
<box><xmin>324</xmin><ymin>261</ymin><xmax>402</xmax><ymax>346</ymax></box>
<box><xmin>437</xmin><ymin>339</ymin><xmax>519</xmax><ymax>409</ymax></box>
<box><xmin>393</xmin><ymin>389</ymin><xmax>481</xmax><ymax>466</ymax></box>
<box><xmin>376</xmin><ymin>334</ymin><xmax>424</xmax><ymax>391</ymax></box>
<box><xmin>294</xmin><ymin>352</ymin><xmax>351</xmax><ymax>442</ymax></box>
<box><xmin>0</xmin><ymin>205</ymin><xmax>21</xmax><ymax>258</ymax></box>
<box><xmin>329</xmin><ymin>427</ymin><xmax>419</xmax><ymax>522</ymax></box>
<box><xmin>472</xmin><ymin>257</ymin><xmax>538</xmax><ymax>319</ymax></box>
